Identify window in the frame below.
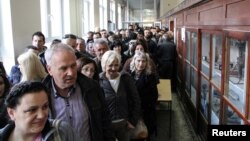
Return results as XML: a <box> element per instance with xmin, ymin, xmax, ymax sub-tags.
<box><xmin>211</xmin><ymin>86</ymin><xmax>220</xmax><ymax>125</ymax></box>
<box><xmin>211</xmin><ymin>35</ymin><xmax>222</xmax><ymax>88</ymax></box>
<box><xmin>191</xmin><ymin>32</ymin><xmax>198</xmax><ymax>67</ymax></box>
<box><xmin>82</xmin><ymin>0</ymin><xmax>94</xmax><ymax>34</ymax></box>
<box><xmin>99</xmin><ymin>0</ymin><xmax>107</xmax><ymax>30</ymax></box>
<box><xmin>201</xmin><ymin>33</ymin><xmax>210</xmax><ymax>77</ymax></box>
<box><xmin>201</xmin><ymin>77</ymin><xmax>209</xmax><ymax>119</ymax></box>
<box><xmin>117</xmin><ymin>3</ymin><xmax>121</xmax><ymax>29</ymax></box>
<box><xmin>40</xmin><ymin>0</ymin><xmax>64</xmax><ymax>40</ymax></box>
<box><xmin>226</xmin><ymin>38</ymin><xmax>247</xmax><ymax>114</ymax></box>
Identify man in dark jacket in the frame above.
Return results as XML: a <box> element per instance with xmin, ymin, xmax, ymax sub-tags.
<box><xmin>156</xmin><ymin>31</ymin><xmax>177</xmax><ymax>92</ymax></box>
<box><xmin>42</xmin><ymin>43</ymin><xmax>115</xmax><ymax>141</ymax></box>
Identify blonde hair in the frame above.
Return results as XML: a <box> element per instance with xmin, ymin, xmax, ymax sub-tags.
<box><xmin>17</xmin><ymin>52</ymin><xmax>47</xmax><ymax>82</ymax></box>
<box><xmin>101</xmin><ymin>50</ymin><xmax>121</xmax><ymax>72</ymax></box>
<box><xmin>130</xmin><ymin>51</ymin><xmax>152</xmax><ymax>74</ymax></box>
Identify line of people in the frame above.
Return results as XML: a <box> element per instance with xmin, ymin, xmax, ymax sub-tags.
<box><xmin>0</xmin><ymin>24</ymin><xmax>177</xmax><ymax>141</ymax></box>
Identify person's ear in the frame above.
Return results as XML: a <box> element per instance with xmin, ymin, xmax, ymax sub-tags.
<box><xmin>46</xmin><ymin>65</ymin><xmax>53</xmax><ymax>76</ymax></box>
<box><xmin>7</xmin><ymin>107</ymin><xmax>16</xmax><ymax>121</ymax></box>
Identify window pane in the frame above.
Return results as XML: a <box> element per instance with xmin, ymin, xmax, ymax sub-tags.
<box><xmin>227</xmin><ymin>38</ymin><xmax>247</xmax><ymax>114</ymax></box>
<box><xmin>185</xmin><ymin>64</ymin><xmax>191</xmax><ymax>96</ymax></box>
<box><xmin>201</xmin><ymin>77</ymin><xmax>209</xmax><ymax>119</ymax></box>
<box><xmin>191</xmin><ymin>32</ymin><xmax>198</xmax><ymax>67</ymax></box>
<box><xmin>50</xmin><ymin>0</ymin><xmax>62</xmax><ymax>37</ymax></box>
<box><xmin>201</xmin><ymin>33</ymin><xmax>210</xmax><ymax>76</ymax></box>
<box><xmin>225</xmin><ymin>105</ymin><xmax>242</xmax><ymax>125</ymax></box>
<box><xmin>211</xmin><ymin>87</ymin><xmax>220</xmax><ymax>124</ymax></box>
<box><xmin>211</xmin><ymin>35</ymin><xmax>222</xmax><ymax>88</ymax></box>
<box><xmin>185</xmin><ymin>31</ymin><xmax>191</xmax><ymax>61</ymax></box>
<box><xmin>190</xmin><ymin>68</ymin><xmax>197</xmax><ymax>107</ymax></box>
<box><xmin>83</xmin><ymin>1</ymin><xmax>90</xmax><ymax>34</ymax></box>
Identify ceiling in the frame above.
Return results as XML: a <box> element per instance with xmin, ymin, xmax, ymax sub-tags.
<box><xmin>126</xmin><ymin>0</ymin><xmax>159</xmax><ymax>10</ymax></box>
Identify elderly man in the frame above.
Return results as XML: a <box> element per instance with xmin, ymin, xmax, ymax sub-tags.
<box><xmin>93</xmin><ymin>38</ymin><xmax>109</xmax><ymax>73</ymax></box>
<box><xmin>42</xmin><ymin>43</ymin><xmax>114</xmax><ymax>141</ymax></box>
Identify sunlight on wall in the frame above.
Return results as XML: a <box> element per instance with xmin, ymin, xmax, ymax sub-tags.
<box><xmin>0</xmin><ymin>0</ymin><xmax>15</xmax><ymax>74</ymax></box>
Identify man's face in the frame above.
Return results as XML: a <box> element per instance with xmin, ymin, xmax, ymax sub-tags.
<box><xmin>76</xmin><ymin>39</ymin><xmax>86</xmax><ymax>52</ymax></box>
<box><xmin>94</xmin><ymin>44</ymin><xmax>109</xmax><ymax>60</ymax></box>
<box><xmin>32</xmin><ymin>35</ymin><xmax>45</xmax><ymax>51</ymax></box>
<box><xmin>101</xmin><ymin>31</ymin><xmax>108</xmax><ymax>38</ymax></box>
<box><xmin>47</xmin><ymin>50</ymin><xmax>77</xmax><ymax>89</ymax></box>
<box><xmin>144</xmin><ymin>30</ymin><xmax>151</xmax><ymax>39</ymax></box>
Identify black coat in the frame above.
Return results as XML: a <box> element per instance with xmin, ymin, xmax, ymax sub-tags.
<box><xmin>99</xmin><ymin>71</ymin><xmax>141</xmax><ymax>126</ymax></box>
<box><xmin>42</xmin><ymin>73</ymin><xmax>115</xmax><ymax>141</ymax></box>
<box><xmin>130</xmin><ymin>71</ymin><xmax>158</xmax><ymax>135</ymax></box>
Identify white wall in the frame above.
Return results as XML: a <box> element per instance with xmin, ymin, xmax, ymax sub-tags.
<box><xmin>1</xmin><ymin>0</ymin><xmax>41</xmax><ymax>74</ymax></box>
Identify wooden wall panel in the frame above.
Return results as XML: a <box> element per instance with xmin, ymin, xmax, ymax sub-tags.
<box><xmin>176</xmin><ymin>13</ymin><xmax>184</xmax><ymax>27</ymax></box>
<box><xmin>226</xmin><ymin>0</ymin><xmax>250</xmax><ymax>19</ymax></box>
<box><xmin>225</xmin><ymin>0</ymin><xmax>250</xmax><ymax>25</ymax></box>
<box><xmin>186</xmin><ymin>12</ymin><xmax>198</xmax><ymax>25</ymax></box>
<box><xmin>199</xmin><ymin>6</ymin><xmax>224</xmax><ymax>24</ymax></box>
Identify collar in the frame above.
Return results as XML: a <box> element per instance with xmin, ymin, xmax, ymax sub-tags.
<box><xmin>51</xmin><ymin>78</ymin><xmax>76</xmax><ymax>98</ymax></box>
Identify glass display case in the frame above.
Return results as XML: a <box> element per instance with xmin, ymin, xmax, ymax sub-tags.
<box><xmin>211</xmin><ymin>86</ymin><xmax>220</xmax><ymax>125</ymax></box>
<box><xmin>201</xmin><ymin>77</ymin><xmax>209</xmax><ymax>119</ymax></box>
<box><xmin>191</xmin><ymin>67</ymin><xmax>197</xmax><ymax>107</ymax></box>
<box><xmin>225</xmin><ymin>105</ymin><xmax>242</xmax><ymax>125</ymax></box>
<box><xmin>211</xmin><ymin>35</ymin><xmax>222</xmax><ymax>88</ymax></box>
<box><xmin>185</xmin><ymin>64</ymin><xmax>191</xmax><ymax>96</ymax></box>
<box><xmin>201</xmin><ymin>33</ymin><xmax>210</xmax><ymax>77</ymax></box>
<box><xmin>191</xmin><ymin>32</ymin><xmax>198</xmax><ymax>67</ymax></box>
<box><xmin>226</xmin><ymin>38</ymin><xmax>247</xmax><ymax>114</ymax></box>
<box><xmin>186</xmin><ymin>31</ymin><xmax>191</xmax><ymax>61</ymax></box>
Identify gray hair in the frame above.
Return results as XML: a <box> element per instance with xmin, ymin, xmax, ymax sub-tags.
<box><xmin>45</xmin><ymin>43</ymin><xmax>75</xmax><ymax>66</ymax></box>
<box><xmin>93</xmin><ymin>38</ymin><xmax>109</xmax><ymax>49</ymax></box>
<box><xmin>101</xmin><ymin>50</ymin><xmax>121</xmax><ymax>72</ymax></box>
<box><xmin>130</xmin><ymin>51</ymin><xmax>152</xmax><ymax>74</ymax></box>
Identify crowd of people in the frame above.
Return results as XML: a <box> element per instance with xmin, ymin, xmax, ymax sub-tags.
<box><xmin>0</xmin><ymin>24</ymin><xmax>177</xmax><ymax>141</ymax></box>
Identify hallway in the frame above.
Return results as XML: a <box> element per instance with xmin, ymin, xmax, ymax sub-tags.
<box><xmin>151</xmin><ymin>93</ymin><xmax>202</xmax><ymax>141</ymax></box>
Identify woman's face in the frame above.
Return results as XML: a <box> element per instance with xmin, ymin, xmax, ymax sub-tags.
<box><xmin>135</xmin><ymin>45</ymin><xmax>144</xmax><ymax>53</ymax></box>
<box><xmin>7</xmin><ymin>91</ymin><xmax>49</xmax><ymax>135</ymax></box>
<box><xmin>0</xmin><ymin>76</ymin><xmax>5</xmax><ymax>96</ymax></box>
<box><xmin>113</xmin><ymin>46</ymin><xmax>122</xmax><ymax>54</ymax></box>
<box><xmin>105</xmin><ymin>59</ymin><xmax>119</xmax><ymax>79</ymax></box>
<box><xmin>81</xmin><ymin>63</ymin><xmax>96</xmax><ymax>79</ymax></box>
<box><xmin>135</xmin><ymin>56</ymin><xmax>146</xmax><ymax>72</ymax></box>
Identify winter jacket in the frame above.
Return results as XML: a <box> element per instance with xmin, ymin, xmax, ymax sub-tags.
<box><xmin>99</xmin><ymin>71</ymin><xmax>141</xmax><ymax>126</ymax></box>
<box><xmin>42</xmin><ymin>73</ymin><xmax>115</xmax><ymax>141</ymax></box>
<box><xmin>0</xmin><ymin>120</ymin><xmax>79</xmax><ymax>141</ymax></box>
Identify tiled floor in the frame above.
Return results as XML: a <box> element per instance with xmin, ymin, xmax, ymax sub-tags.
<box><xmin>151</xmin><ymin>93</ymin><xmax>202</xmax><ymax>141</ymax></box>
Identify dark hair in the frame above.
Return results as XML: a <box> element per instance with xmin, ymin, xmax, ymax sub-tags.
<box><xmin>63</xmin><ymin>34</ymin><xmax>77</xmax><ymax>39</ymax></box>
<box><xmin>0</xmin><ymin>62</ymin><xmax>6</xmax><ymax>75</ymax></box>
<box><xmin>110</xmin><ymin>40</ymin><xmax>123</xmax><ymax>50</ymax></box>
<box><xmin>51</xmin><ymin>39</ymin><xmax>61</xmax><ymax>47</ymax></box>
<box><xmin>77</xmin><ymin>57</ymin><xmax>99</xmax><ymax>81</ymax></box>
<box><xmin>0</xmin><ymin>73</ymin><xmax>11</xmax><ymax>98</ymax></box>
<box><xmin>5</xmin><ymin>81</ymin><xmax>49</xmax><ymax>109</ymax></box>
<box><xmin>32</xmin><ymin>31</ymin><xmax>45</xmax><ymax>42</ymax></box>
<box><xmin>131</xmin><ymin>39</ymin><xmax>148</xmax><ymax>54</ymax></box>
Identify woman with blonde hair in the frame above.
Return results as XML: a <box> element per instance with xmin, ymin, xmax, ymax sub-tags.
<box><xmin>99</xmin><ymin>50</ymin><xmax>141</xmax><ymax>141</ymax></box>
<box><xmin>129</xmin><ymin>51</ymin><xmax>159</xmax><ymax>140</ymax></box>
<box><xmin>17</xmin><ymin>51</ymin><xmax>47</xmax><ymax>82</ymax></box>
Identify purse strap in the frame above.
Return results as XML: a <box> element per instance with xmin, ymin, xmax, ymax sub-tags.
<box><xmin>52</xmin><ymin>119</ymin><xmax>62</xmax><ymax>141</ymax></box>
